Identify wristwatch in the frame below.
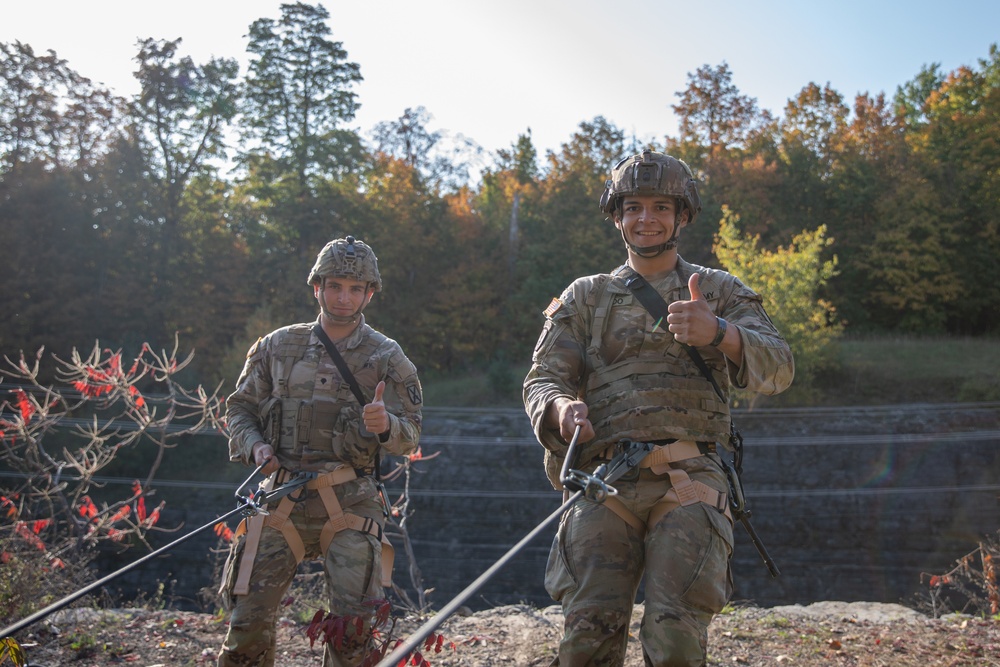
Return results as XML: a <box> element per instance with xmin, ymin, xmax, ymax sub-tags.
<box><xmin>710</xmin><ymin>317</ymin><xmax>728</xmax><ymax>346</ymax></box>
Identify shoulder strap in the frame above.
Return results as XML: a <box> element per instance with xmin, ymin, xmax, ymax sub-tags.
<box><xmin>312</xmin><ymin>322</ymin><xmax>368</xmax><ymax>407</ymax></box>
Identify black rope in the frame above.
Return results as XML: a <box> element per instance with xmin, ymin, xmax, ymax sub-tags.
<box><xmin>376</xmin><ymin>489</ymin><xmax>581</xmax><ymax>666</ymax></box>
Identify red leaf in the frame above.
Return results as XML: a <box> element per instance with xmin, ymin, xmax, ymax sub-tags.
<box><xmin>109</xmin><ymin>352</ymin><xmax>122</xmax><ymax>375</ymax></box>
<box><xmin>15</xmin><ymin>522</ymin><xmax>45</xmax><ymax>550</ymax></box>
<box><xmin>0</xmin><ymin>496</ymin><xmax>17</xmax><ymax>519</ymax></box>
<box><xmin>137</xmin><ymin>497</ymin><xmax>147</xmax><ymax>522</ymax></box>
<box><xmin>31</xmin><ymin>518</ymin><xmax>50</xmax><ymax>534</ymax></box>
<box><xmin>330</xmin><ymin>616</ymin><xmax>347</xmax><ymax>650</ymax></box>
<box><xmin>146</xmin><ymin>502</ymin><xmax>164</xmax><ymax>527</ymax></box>
<box><xmin>305</xmin><ymin>610</ymin><xmax>326</xmax><ymax>646</ymax></box>
<box><xmin>79</xmin><ymin>496</ymin><xmax>98</xmax><ymax>520</ymax></box>
<box><xmin>214</xmin><ymin>522</ymin><xmax>234</xmax><ymax>542</ymax></box>
<box><xmin>13</xmin><ymin>389</ymin><xmax>34</xmax><ymax>423</ymax></box>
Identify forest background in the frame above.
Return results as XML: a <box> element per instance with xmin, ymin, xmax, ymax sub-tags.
<box><xmin>2</xmin><ymin>2</ymin><xmax>1000</xmax><ymax>406</ymax></box>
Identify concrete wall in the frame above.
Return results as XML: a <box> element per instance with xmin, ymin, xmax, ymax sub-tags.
<box><xmin>95</xmin><ymin>403</ymin><xmax>1000</xmax><ymax>614</ymax></box>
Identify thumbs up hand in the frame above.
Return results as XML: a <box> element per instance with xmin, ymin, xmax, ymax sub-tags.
<box><xmin>363</xmin><ymin>381</ymin><xmax>390</xmax><ymax>437</ymax></box>
<box><xmin>667</xmin><ymin>273</ymin><xmax>720</xmax><ymax>346</ymax></box>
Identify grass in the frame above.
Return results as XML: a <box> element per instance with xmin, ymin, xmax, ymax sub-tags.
<box><xmin>421</xmin><ymin>363</ymin><xmax>532</xmax><ymax>409</ymax></box>
<box><xmin>421</xmin><ymin>335</ymin><xmax>1000</xmax><ymax>408</ymax></box>
<box><xmin>821</xmin><ymin>335</ymin><xmax>1000</xmax><ymax>405</ymax></box>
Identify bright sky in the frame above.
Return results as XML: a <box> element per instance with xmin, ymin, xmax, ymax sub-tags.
<box><xmin>4</xmin><ymin>0</ymin><xmax>1000</xmax><ymax>161</ymax></box>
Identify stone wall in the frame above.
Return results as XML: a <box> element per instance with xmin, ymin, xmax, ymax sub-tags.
<box><xmin>95</xmin><ymin>403</ymin><xmax>1000</xmax><ymax>614</ymax></box>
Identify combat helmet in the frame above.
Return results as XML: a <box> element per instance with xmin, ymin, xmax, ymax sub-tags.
<box><xmin>599</xmin><ymin>151</ymin><xmax>702</xmax><ymax>224</ymax></box>
<box><xmin>307</xmin><ymin>236</ymin><xmax>382</xmax><ymax>292</ymax></box>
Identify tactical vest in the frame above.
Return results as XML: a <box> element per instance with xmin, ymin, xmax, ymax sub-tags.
<box><xmin>576</xmin><ymin>270</ymin><xmax>733</xmax><ymax>466</ymax></box>
<box><xmin>267</xmin><ymin>323</ymin><xmax>388</xmax><ymax>471</ymax></box>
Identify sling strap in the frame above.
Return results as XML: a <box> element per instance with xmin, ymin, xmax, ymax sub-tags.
<box><xmin>232</xmin><ymin>466</ymin><xmax>394</xmax><ymax>595</ymax></box>
<box><xmin>313</xmin><ymin>322</ymin><xmax>370</xmax><ymax>409</ymax></box>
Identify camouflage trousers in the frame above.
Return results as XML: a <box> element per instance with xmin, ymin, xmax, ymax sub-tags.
<box><xmin>545</xmin><ymin>462</ymin><xmax>734</xmax><ymax>667</ymax></box>
<box><xmin>217</xmin><ymin>492</ymin><xmax>384</xmax><ymax>667</ymax></box>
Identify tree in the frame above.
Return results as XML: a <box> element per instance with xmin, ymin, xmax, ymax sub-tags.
<box><xmin>369</xmin><ymin>106</ymin><xmax>482</xmax><ymax>191</ymax></box>
<box><xmin>240</xmin><ymin>1</ymin><xmax>364</xmax><ymax>188</ymax></box>
<box><xmin>670</xmin><ymin>62</ymin><xmax>778</xmax><ymax>265</ymax></box>
<box><xmin>0</xmin><ymin>41</ymin><xmax>123</xmax><ymax>171</ymax></box>
<box><xmin>825</xmin><ymin>91</ymin><xmax>905</xmax><ymax>330</ymax></box>
<box><xmin>131</xmin><ymin>38</ymin><xmax>239</xmax><ymax>225</ymax></box>
<box><xmin>893</xmin><ymin>63</ymin><xmax>945</xmax><ymax>128</ymax></box>
<box><xmin>672</xmin><ymin>62</ymin><xmax>771</xmax><ymax>163</ymax></box>
<box><xmin>915</xmin><ymin>50</ymin><xmax>1000</xmax><ymax>333</ymax></box>
<box><xmin>713</xmin><ymin>207</ymin><xmax>842</xmax><ymax>398</ymax></box>
<box><xmin>780</xmin><ymin>82</ymin><xmax>848</xmax><ymax>168</ymax></box>
<box><xmin>509</xmin><ymin>118</ymin><xmax>626</xmax><ymax>359</ymax></box>
<box><xmin>768</xmin><ymin>83</ymin><xmax>849</xmax><ymax>252</ymax></box>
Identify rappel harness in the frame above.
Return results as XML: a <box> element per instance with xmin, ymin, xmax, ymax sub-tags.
<box><xmin>231</xmin><ymin>465</ymin><xmax>394</xmax><ymax>595</ymax></box>
<box><xmin>231</xmin><ymin>323</ymin><xmax>395</xmax><ymax>596</ymax></box>
<box><xmin>0</xmin><ymin>463</ymin><xmax>320</xmax><ymax>643</ymax></box>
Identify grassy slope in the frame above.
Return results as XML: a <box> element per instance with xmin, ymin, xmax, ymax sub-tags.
<box><xmin>422</xmin><ymin>336</ymin><xmax>1000</xmax><ymax>409</ymax></box>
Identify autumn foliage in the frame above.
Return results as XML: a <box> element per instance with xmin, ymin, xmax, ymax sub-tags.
<box><xmin>0</xmin><ymin>338</ymin><xmax>226</xmax><ymax>629</ymax></box>
<box><xmin>303</xmin><ymin>598</ymin><xmax>455</xmax><ymax>667</ymax></box>
<box><xmin>922</xmin><ymin>531</ymin><xmax>1000</xmax><ymax>619</ymax></box>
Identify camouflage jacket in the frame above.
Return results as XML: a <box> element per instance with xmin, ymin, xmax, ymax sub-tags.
<box><xmin>226</xmin><ymin>316</ymin><xmax>422</xmax><ymax>473</ymax></box>
<box><xmin>523</xmin><ymin>257</ymin><xmax>794</xmax><ymax>488</ymax></box>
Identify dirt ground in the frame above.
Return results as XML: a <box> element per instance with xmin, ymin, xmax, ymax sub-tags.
<box><xmin>10</xmin><ymin>600</ymin><xmax>1000</xmax><ymax>667</ymax></box>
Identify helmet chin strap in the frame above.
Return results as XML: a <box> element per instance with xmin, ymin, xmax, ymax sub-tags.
<box><xmin>321</xmin><ymin>306</ymin><xmax>361</xmax><ymax>326</ymax></box>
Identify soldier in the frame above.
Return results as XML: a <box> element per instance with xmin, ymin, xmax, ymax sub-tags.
<box><xmin>524</xmin><ymin>151</ymin><xmax>794</xmax><ymax>666</ymax></box>
<box><xmin>218</xmin><ymin>236</ymin><xmax>423</xmax><ymax>667</ymax></box>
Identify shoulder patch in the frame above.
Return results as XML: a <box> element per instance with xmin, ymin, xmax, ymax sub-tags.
<box><xmin>542</xmin><ymin>298</ymin><xmax>563</xmax><ymax>318</ymax></box>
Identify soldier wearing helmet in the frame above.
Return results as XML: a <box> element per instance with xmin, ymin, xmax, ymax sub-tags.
<box><xmin>525</xmin><ymin>152</ymin><xmax>793</xmax><ymax>666</ymax></box>
<box><xmin>219</xmin><ymin>236</ymin><xmax>423</xmax><ymax>667</ymax></box>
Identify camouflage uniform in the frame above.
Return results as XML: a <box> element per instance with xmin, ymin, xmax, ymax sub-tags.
<box><xmin>219</xmin><ymin>315</ymin><xmax>422</xmax><ymax>667</ymax></box>
<box><xmin>524</xmin><ymin>257</ymin><xmax>793</xmax><ymax>666</ymax></box>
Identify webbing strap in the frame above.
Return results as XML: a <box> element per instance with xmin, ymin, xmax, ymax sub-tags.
<box><xmin>233</xmin><ymin>513</ymin><xmax>265</xmax><ymax>596</ymax></box>
<box><xmin>600</xmin><ymin>466</ymin><xmax>730</xmax><ymax>541</ymax></box>
<box><xmin>232</xmin><ymin>471</ymin><xmax>278</xmax><ymax>596</ymax></box>
<box><xmin>640</xmin><ymin>441</ymin><xmax>706</xmax><ymax>472</ymax></box>
<box><xmin>314</xmin><ymin>483</ymin><xmax>393</xmax><ymax>587</ymax></box>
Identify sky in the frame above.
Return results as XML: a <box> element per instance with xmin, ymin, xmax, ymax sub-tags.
<box><xmin>4</xmin><ymin>0</ymin><xmax>1000</xmax><ymax>161</ymax></box>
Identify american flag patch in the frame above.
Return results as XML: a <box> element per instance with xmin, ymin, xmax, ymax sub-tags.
<box><xmin>543</xmin><ymin>298</ymin><xmax>563</xmax><ymax>318</ymax></box>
